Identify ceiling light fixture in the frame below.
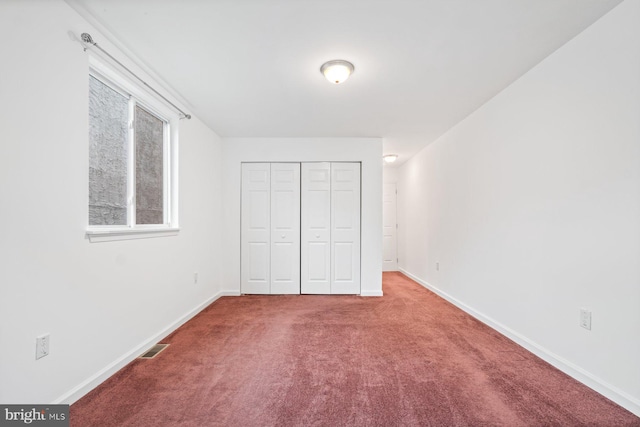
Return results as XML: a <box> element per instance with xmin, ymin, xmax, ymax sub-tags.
<box><xmin>383</xmin><ymin>154</ymin><xmax>398</xmax><ymax>164</ymax></box>
<box><xmin>320</xmin><ymin>60</ymin><xmax>354</xmax><ymax>84</ymax></box>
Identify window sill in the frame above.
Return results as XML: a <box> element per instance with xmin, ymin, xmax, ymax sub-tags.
<box><xmin>86</xmin><ymin>228</ymin><xmax>180</xmax><ymax>243</ymax></box>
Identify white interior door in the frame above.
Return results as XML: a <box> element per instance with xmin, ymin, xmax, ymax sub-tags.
<box><xmin>382</xmin><ymin>183</ymin><xmax>398</xmax><ymax>271</ymax></box>
<box><xmin>270</xmin><ymin>163</ymin><xmax>300</xmax><ymax>294</ymax></box>
<box><xmin>301</xmin><ymin>162</ymin><xmax>331</xmax><ymax>294</ymax></box>
<box><xmin>241</xmin><ymin>163</ymin><xmax>270</xmax><ymax>294</ymax></box>
<box><xmin>331</xmin><ymin>163</ymin><xmax>361</xmax><ymax>294</ymax></box>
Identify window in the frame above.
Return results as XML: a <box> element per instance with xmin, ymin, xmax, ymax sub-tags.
<box><xmin>87</xmin><ymin>57</ymin><xmax>178</xmax><ymax>241</ymax></box>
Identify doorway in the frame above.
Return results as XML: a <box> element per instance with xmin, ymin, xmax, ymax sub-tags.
<box><xmin>382</xmin><ymin>183</ymin><xmax>398</xmax><ymax>271</ymax></box>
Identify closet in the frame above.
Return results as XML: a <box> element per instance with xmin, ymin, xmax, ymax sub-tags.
<box><xmin>241</xmin><ymin>163</ymin><xmax>300</xmax><ymax>294</ymax></box>
<box><xmin>241</xmin><ymin>162</ymin><xmax>361</xmax><ymax>295</ymax></box>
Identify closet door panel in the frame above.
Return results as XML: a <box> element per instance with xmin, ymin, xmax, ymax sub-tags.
<box><xmin>241</xmin><ymin>163</ymin><xmax>270</xmax><ymax>294</ymax></box>
<box><xmin>331</xmin><ymin>163</ymin><xmax>361</xmax><ymax>294</ymax></box>
<box><xmin>307</xmin><ymin>243</ymin><xmax>329</xmax><ymax>281</ymax></box>
<box><xmin>333</xmin><ymin>243</ymin><xmax>354</xmax><ymax>282</ymax></box>
<box><xmin>248</xmin><ymin>243</ymin><xmax>269</xmax><ymax>281</ymax></box>
<box><xmin>270</xmin><ymin>163</ymin><xmax>300</xmax><ymax>294</ymax></box>
<box><xmin>301</xmin><ymin>162</ymin><xmax>331</xmax><ymax>294</ymax></box>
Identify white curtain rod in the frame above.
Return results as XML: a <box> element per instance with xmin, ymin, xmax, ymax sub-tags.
<box><xmin>80</xmin><ymin>33</ymin><xmax>191</xmax><ymax>120</ymax></box>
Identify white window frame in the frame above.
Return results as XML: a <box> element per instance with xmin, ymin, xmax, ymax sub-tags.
<box><xmin>86</xmin><ymin>55</ymin><xmax>180</xmax><ymax>242</ymax></box>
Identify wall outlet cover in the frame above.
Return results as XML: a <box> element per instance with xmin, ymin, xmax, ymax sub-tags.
<box><xmin>36</xmin><ymin>334</ymin><xmax>50</xmax><ymax>359</ymax></box>
<box><xmin>580</xmin><ymin>308</ymin><xmax>592</xmax><ymax>330</ymax></box>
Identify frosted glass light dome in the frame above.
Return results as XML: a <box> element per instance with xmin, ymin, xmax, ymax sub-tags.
<box><xmin>320</xmin><ymin>60</ymin><xmax>354</xmax><ymax>84</ymax></box>
<box><xmin>383</xmin><ymin>154</ymin><xmax>398</xmax><ymax>163</ymax></box>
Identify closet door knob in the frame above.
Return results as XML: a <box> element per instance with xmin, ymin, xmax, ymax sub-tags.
<box><xmin>315</xmin><ymin>234</ymin><xmax>320</xmax><ymax>238</ymax></box>
<box><xmin>281</xmin><ymin>234</ymin><xmax>285</xmax><ymax>239</ymax></box>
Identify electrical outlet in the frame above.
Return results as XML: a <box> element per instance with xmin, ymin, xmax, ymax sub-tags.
<box><xmin>580</xmin><ymin>308</ymin><xmax>592</xmax><ymax>330</ymax></box>
<box><xmin>36</xmin><ymin>334</ymin><xmax>49</xmax><ymax>360</ymax></box>
<box><xmin>436</xmin><ymin>262</ymin><xmax>439</xmax><ymax>271</ymax></box>
<box><xmin>194</xmin><ymin>272</ymin><xmax>199</xmax><ymax>284</ymax></box>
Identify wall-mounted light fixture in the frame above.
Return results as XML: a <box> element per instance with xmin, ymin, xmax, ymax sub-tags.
<box><xmin>383</xmin><ymin>154</ymin><xmax>398</xmax><ymax>164</ymax></box>
<box><xmin>320</xmin><ymin>60</ymin><xmax>355</xmax><ymax>84</ymax></box>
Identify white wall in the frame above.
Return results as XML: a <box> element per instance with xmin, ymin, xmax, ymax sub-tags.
<box><xmin>0</xmin><ymin>0</ymin><xmax>223</xmax><ymax>404</ymax></box>
<box><xmin>383</xmin><ymin>165</ymin><xmax>398</xmax><ymax>184</ymax></box>
<box><xmin>222</xmin><ymin>138</ymin><xmax>383</xmax><ymax>296</ymax></box>
<box><xmin>397</xmin><ymin>0</ymin><xmax>640</xmax><ymax>415</ymax></box>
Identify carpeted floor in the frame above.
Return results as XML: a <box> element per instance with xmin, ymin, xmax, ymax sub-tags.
<box><xmin>70</xmin><ymin>272</ymin><xmax>640</xmax><ymax>426</ymax></box>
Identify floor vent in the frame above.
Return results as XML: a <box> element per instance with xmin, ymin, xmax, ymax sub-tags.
<box><xmin>139</xmin><ymin>344</ymin><xmax>169</xmax><ymax>359</ymax></box>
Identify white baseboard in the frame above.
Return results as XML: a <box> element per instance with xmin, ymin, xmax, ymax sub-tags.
<box><xmin>360</xmin><ymin>290</ymin><xmax>384</xmax><ymax>297</ymax></box>
<box><xmin>398</xmin><ymin>268</ymin><xmax>640</xmax><ymax>417</ymax></box>
<box><xmin>219</xmin><ymin>290</ymin><xmax>241</xmax><ymax>296</ymax></box>
<box><xmin>54</xmin><ymin>291</ymin><xmax>226</xmax><ymax>405</ymax></box>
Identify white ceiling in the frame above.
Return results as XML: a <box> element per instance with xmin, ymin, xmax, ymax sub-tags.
<box><xmin>67</xmin><ymin>0</ymin><xmax>621</xmax><ymax>165</ymax></box>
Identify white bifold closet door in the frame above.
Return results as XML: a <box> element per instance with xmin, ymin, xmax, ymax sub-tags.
<box><xmin>301</xmin><ymin>162</ymin><xmax>361</xmax><ymax>294</ymax></box>
<box><xmin>270</xmin><ymin>163</ymin><xmax>301</xmax><ymax>294</ymax></box>
<box><xmin>300</xmin><ymin>162</ymin><xmax>331</xmax><ymax>294</ymax></box>
<box><xmin>241</xmin><ymin>163</ymin><xmax>270</xmax><ymax>294</ymax></box>
<box><xmin>241</xmin><ymin>163</ymin><xmax>300</xmax><ymax>294</ymax></box>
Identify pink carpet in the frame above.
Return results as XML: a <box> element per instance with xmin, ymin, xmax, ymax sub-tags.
<box><xmin>70</xmin><ymin>272</ymin><xmax>640</xmax><ymax>426</ymax></box>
